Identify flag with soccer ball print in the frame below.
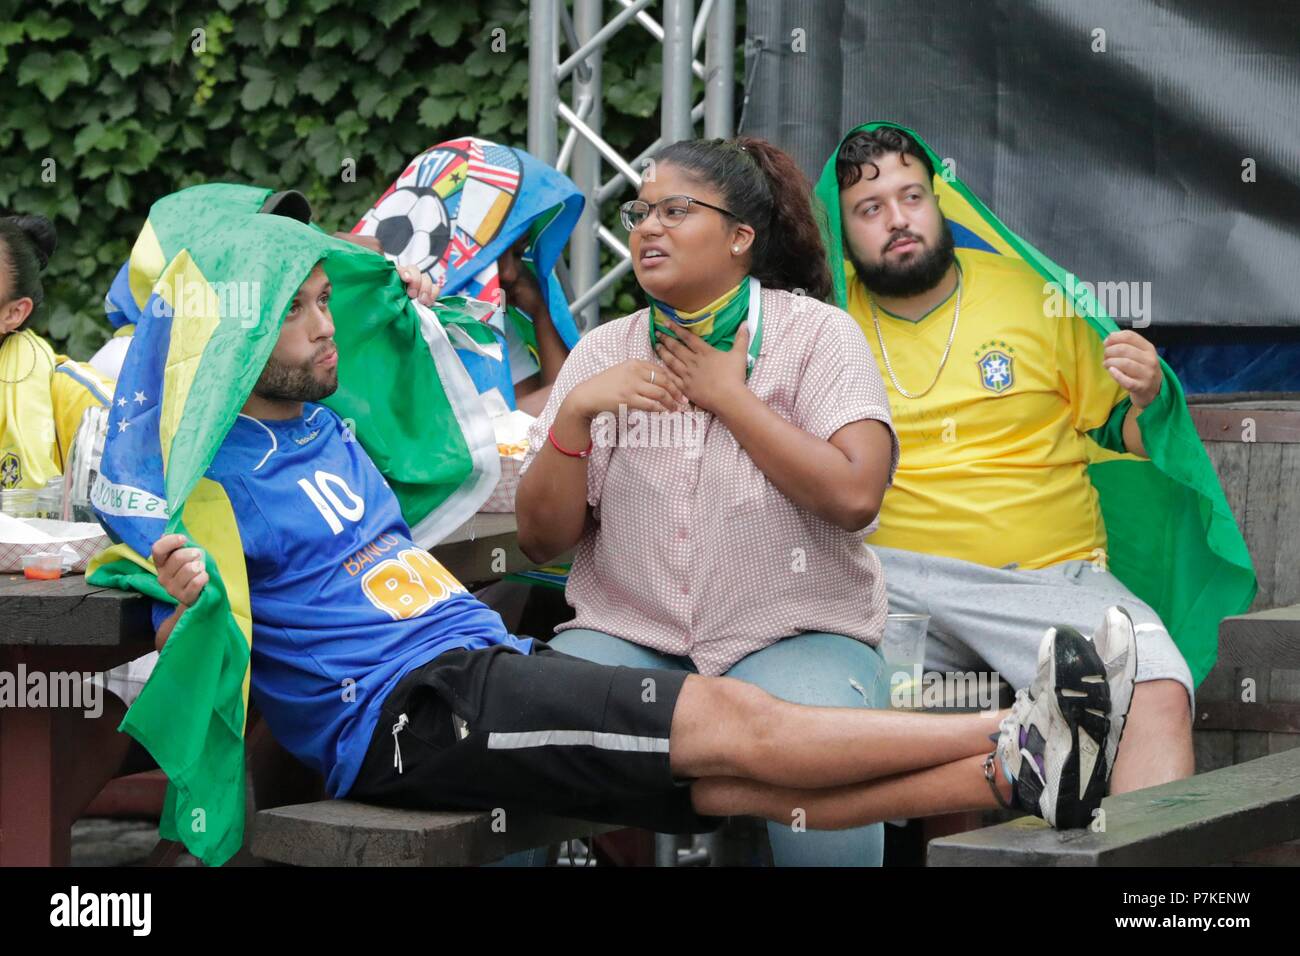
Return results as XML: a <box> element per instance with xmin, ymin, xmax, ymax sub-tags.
<box><xmin>353</xmin><ymin>136</ymin><xmax>585</xmax><ymax>408</ymax></box>
<box><xmin>87</xmin><ymin>183</ymin><xmax>498</xmax><ymax>865</ymax></box>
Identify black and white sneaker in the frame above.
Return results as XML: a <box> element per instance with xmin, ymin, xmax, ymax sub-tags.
<box><xmin>995</xmin><ymin>624</ymin><xmax>1121</xmax><ymax>829</ymax></box>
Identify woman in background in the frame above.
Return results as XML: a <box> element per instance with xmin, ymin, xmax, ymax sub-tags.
<box><xmin>0</xmin><ymin>215</ymin><xmax>114</xmax><ymax>491</ymax></box>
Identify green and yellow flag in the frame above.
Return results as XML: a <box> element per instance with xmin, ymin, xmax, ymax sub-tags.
<box><xmin>814</xmin><ymin>122</ymin><xmax>1256</xmax><ymax>685</ymax></box>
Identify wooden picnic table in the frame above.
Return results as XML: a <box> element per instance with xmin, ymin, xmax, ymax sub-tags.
<box><xmin>0</xmin><ymin>511</ymin><xmax>547</xmax><ymax>866</ymax></box>
<box><xmin>0</xmin><ymin>573</ymin><xmax>153</xmax><ymax>866</ymax></box>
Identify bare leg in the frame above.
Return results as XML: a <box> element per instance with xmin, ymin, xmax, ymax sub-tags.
<box><xmin>669</xmin><ymin>674</ymin><xmax>1007</xmax><ymax>788</ymax></box>
<box><xmin>691</xmin><ymin>754</ymin><xmax>1008</xmax><ymax>830</ymax></box>
<box><xmin>1110</xmin><ymin>679</ymin><xmax>1194</xmax><ymax>793</ymax></box>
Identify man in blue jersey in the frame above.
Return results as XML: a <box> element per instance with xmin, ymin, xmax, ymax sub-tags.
<box><xmin>149</xmin><ymin>260</ymin><xmax>1141</xmax><ymax>835</ymax></box>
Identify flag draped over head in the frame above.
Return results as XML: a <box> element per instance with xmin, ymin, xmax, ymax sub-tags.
<box><xmin>813</xmin><ymin>121</ymin><xmax>1256</xmax><ymax>685</ymax></box>
<box><xmin>87</xmin><ymin>183</ymin><xmax>498</xmax><ymax>865</ymax></box>
<box><xmin>353</xmin><ymin>136</ymin><xmax>584</xmax><ymax>408</ymax></box>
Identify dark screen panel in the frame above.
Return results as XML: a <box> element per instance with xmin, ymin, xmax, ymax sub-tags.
<box><xmin>743</xmin><ymin>0</ymin><xmax>1300</xmax><ymax>328</ymax></box>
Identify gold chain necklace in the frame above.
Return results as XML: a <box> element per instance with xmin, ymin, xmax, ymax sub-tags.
<box><xmin>870</xmin><ymin>273</ymin><xmax>963</xmax><ymax>399</ymax></box>
<box><xmin>0</xmin><ymin>332</ymin><xmax>40</xmax><ymax>385</ymax></box>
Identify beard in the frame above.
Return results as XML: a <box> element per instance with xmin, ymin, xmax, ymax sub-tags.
<box><xmin>849</xmin><ymin>218</ymin><xmax>956</xmax><ymax>298</ymax></box>
<box><xmin>253</xmin><ymin>344</ymin><xmax>338</xmax><ymax>403</ymax></box>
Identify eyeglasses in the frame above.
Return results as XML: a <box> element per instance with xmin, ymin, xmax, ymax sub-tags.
<box><xmin>620</xmin><ymin>195</ymin><xmax>739</xmax><ymax>231</ymax></box>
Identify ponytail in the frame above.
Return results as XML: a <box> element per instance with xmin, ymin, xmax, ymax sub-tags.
<box><xmin>650</xmin><ymin>137</ymin><xmax>832</xmax><ymax>301</ymax></box>
<box><xmin>0</xmin><ymin>214</ymin><xmax>57</xmax><ymax>318</ymax></box>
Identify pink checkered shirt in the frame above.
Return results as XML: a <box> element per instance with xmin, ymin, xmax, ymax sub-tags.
<box><xmin>521</xmin><ymin>286</ymin><xmax>899</xmax><ymax>676</ymax></box>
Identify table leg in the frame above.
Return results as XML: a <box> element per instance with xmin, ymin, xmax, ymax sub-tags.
<box><xmin>0</xmin><ymin>705</ymin><xmax>69</xmax><ymax>866</ymax></box>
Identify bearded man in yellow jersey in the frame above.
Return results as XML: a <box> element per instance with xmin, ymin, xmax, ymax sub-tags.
<box><xmin>832</xmin><ymin>126</ymin><xmax>1192</xmax><ymax>793</ymax></box>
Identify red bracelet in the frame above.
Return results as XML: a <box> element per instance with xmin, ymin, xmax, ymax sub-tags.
<box><xmin>548</xmin><ymin>426</ymin><xmax>594</xmax><ymax>459</ymax></box>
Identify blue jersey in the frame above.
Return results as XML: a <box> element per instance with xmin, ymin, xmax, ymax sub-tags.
<box><xmin>156</xmin><ymin>404</ymin><xmax>530</xmax><ymax>797</ymax></box>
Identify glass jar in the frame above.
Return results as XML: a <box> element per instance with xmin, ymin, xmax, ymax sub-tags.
<box><xmin>1</xmin><ymin>487</ymin><xmax>40</xmax><ymax>518</ymax></box>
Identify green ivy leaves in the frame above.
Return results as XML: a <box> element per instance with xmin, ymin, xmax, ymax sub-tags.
<box><xmin>4</xmin><ymin>0</ymin><xmax>736</xmax><ymax>360</ymax></box>
<box><xmin>19</xmin><ymin>50</ymin><xmax>91</xmax><ymax>100</ymax></box>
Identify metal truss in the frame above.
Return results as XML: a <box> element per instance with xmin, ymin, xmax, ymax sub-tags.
<box><xmin>528</xmin><ymin>0</ymin><xmax>737</xmax><ymax>329</ymax></box>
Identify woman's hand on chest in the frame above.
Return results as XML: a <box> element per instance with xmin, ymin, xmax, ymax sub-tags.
<box><xmin>567</xmin><ymin>357</ymin><xmax>689</xmax><ymax>420</ymax></box>
<box><xmin>654</xmin><ymin>324</ymin><xmax>751</xmax><ymax>416</ymax></box>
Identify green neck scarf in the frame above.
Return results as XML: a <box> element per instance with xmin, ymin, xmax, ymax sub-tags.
<box><xmin>647</xmin><ymin>275</ymin><xmax>763</xmax><ymax>377</ymax></box>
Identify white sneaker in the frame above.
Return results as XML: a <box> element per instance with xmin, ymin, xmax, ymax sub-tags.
<box><xmin>1089</xmin><ymin>605</ymin><xmax>1140</xmax><ymax>779</ymax></box>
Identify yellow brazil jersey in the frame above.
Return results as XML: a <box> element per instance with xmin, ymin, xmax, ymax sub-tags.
<box><xmin>0</xmin><ymin>329</ymin><xmax>114</xmax><ymax>489</ymax></box>
<box><xmin>846</xmin><ymin>248</ymin><xmax>1127</xmax><ymax>570</ymax></box>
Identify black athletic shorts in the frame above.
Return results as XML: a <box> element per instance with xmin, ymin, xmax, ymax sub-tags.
<box><xmin>348</xmin><ymin>642</ymin><xmax>722</xmax><ymax>834</ymax></box>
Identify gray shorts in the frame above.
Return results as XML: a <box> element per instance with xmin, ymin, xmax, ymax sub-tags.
<box><xmin>874</xmin><ymin>545</ymin><xmax>1195</xmax><ymax>715</ymax></box>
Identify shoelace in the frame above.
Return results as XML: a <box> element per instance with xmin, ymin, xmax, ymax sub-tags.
<box><xmin>990</xmin><ymin>687</ymin><xmax>1053</xmax><ymax>804</ymax></box>
<box><xmin>986</xmin><ymin>688</ymin><xmax>1030</xmax><ymax>810</ymax></box>
<box><xmin>392</xmin><ymin>713</ymin><xmax>409</xmax><ymax>774</ymax></box>
<box><xmin>1010</xmin><ymin>689</ymin><xmax>1051</xmax><ymax>784</ymax></box>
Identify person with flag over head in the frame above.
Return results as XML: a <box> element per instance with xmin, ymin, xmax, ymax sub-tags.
<box><xmin>813</xmin><ymin>123</ymin><xmax>1256</xmax><ymax>799</ymax></box>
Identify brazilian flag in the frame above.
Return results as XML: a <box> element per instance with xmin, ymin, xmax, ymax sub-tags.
<box><xmin>87</xmin><ymin>183</ymin><xmax>498</xmax><ymax>865</ymax></box>
<box><xmin>814</xmin><ymin>122</ymin><xmax>1256</xmax><ymax>686</ymax></box>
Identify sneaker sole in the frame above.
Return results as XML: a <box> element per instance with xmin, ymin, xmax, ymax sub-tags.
<box><xmin>1048</xmin><ymin>626</ymin><xmax>1111</xmax><ymax>829</ymax></box>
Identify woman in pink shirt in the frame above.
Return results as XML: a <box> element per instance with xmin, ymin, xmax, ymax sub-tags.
<box><xmin>516</xmin><ymin>137</ymin><xmax>899</xmax><ymax>865</ymax></box>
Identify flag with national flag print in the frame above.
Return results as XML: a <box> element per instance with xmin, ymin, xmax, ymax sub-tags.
<box><xmin>468</xmin><ymin>140</ymin><xmax>523</xmax><ymax>192</ymax></box>
<box><xmin>354</xmin><ymin>136</ymin><xmax>585</xmax><ymax>408</ymax></box>
<box><xmin>87</xmin><ymin>182</ymin><xmax>498</xmax><ymax>865</ymax></box>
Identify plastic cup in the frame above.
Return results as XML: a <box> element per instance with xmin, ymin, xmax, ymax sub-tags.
<box><xmin>22</xmin><ymin>552</ymin><xmax>65</xmax><ymax>581</ymax></box>
<box><xmin>880</xmin><ymin>612</ymin><xmax>929</xmax><ymax>706</ymax></box>
<box><xmin>37</xmin><ymin>476</ymin><xmax>65</xmax><ymax>521</ymax></box>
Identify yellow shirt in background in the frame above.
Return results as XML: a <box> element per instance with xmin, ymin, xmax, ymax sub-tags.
<box><xmin>0</xmin><ymin>329</ymin><xmax>114</xmax><ymax>489</ymax></box>
<box><xmin>847</xmin><ymin>249</ymin><xmax>1127</xmax><ymax>570</ymax></box>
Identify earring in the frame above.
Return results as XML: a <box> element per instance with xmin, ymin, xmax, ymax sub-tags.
<box><xmin>732</xmin><ymin>246</ymin><xmax>740</xmax><ymax>254</ymax></box>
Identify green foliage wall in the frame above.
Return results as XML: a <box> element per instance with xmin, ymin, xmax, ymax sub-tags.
<box><xmin>0</xmin><ymin>0</ymin><xmax>720</xmax><ymax>359</ymax></box>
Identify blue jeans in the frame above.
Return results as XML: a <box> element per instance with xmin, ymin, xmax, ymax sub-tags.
<box><xmin>550</xmin><ymin>628</ymin><xmax>889</xmax><ymax>867</ymax></box>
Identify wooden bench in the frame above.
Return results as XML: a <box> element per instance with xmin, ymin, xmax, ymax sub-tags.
<box><xmin>927</xmin><ymin>745</ymin><xmax>1300</xmax><ymax>866</ymax></box>
<box><xmin>927</xmin><ymin>604</ymin><xmax>1300</xmax><ymax>866</ymax></box>
<box><xmin>1192</xmin><ymin>397</ymin><xmax>1300</xmax><ymax>773</ymax></box>
<box><xmin>922</xmin><ymin>400</ymin><xmax>1300</xmax><ymax>866</ymax></box>
<box><xmin>250</xmin><ymin>800</ymin><xmax>617</xmax><ymax>867</ymax></box>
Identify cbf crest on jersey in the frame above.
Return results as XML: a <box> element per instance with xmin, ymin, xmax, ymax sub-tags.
<box><xmin>0</xmin><ymin>451</ymin><xmax>20</xmax><ymax>489</ymax></box>
<box><xmin>974</xmin><ymin>340</ymin><xmax>1015</xmax><ymax>393</ymax></box>
<box><xmin>353</xmin><ymin>137</ymin><xmax>585</xmax><ymax>408</ymax></box>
